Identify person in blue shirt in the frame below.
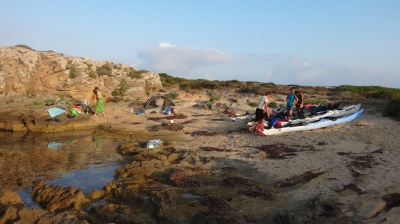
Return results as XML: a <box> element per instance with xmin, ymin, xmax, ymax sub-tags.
<box><xmin>286</xmin><ymin>88</ymin><xmax>298</xmax><ymax>119</ymax></box>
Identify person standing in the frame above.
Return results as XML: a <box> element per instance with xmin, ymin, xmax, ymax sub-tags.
<box><xmin>93</xmin><ymin>87</ymin><xmax>106</xmax><ymax>118</ymax></box>
<box><xmin>250</xmin><ymin>91</ymin><xmax>271</xmax><ymax>132</ymax></box>
<box><xmin>295</xmin><ymin>90</ymin><xmax>304</xmax><ymax>109</ymax></box>
<box><xmin>286</xmin><ymin>88</ymin><xmax>298</xmax><ymax>118</ymax></box>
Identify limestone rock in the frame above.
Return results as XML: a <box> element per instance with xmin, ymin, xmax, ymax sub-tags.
<box><xmin>31</xmin><ymin>180</ymin><xmax>91</xmax><ymax>212</ymax></box>
<box><xmin>0</xmin><ymin>46</ymin><xmax>163</xmax><ymax>99</ymax></box>
<box><xmin>0</xmin><ymin>189</ymin><xmax>23</xmax><ymax>215</ymax></box>
<box><xmin>356</xmin><ymin>196</ymin><xmax>387</xmax><ymax>220</ymax></box>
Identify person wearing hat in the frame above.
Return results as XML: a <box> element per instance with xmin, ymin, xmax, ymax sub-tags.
<box><xmin>92</xmin><ymin>87</ymin><xmax>106</xmax><ymax>118</ymax></box>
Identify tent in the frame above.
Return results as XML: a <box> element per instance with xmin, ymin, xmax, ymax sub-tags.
<box><xmin>143</xmin><ymin>95</ymin><xmax>175</xmax><ymax>110</ymax></box>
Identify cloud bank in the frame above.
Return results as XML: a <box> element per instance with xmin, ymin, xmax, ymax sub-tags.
<box><xmin>138</xmin><ymin>42</ymin><xmax>235</xmax><ymax>76</ymax></box>
<box><xmin>137</xmin><ymin>43</ymin><xmax>399</xmax><ymax>88</ymax></box>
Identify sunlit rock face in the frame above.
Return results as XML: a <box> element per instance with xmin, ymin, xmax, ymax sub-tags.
<box><xmin>0</xmin><ymin>46</ymin><xmax>163</xmax><ymax>99</ymax></box>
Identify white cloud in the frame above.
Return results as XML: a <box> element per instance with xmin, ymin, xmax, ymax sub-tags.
<box><xmin>136</xmin><ymin>43</ymin><xmax>399</xmax><ymax>88</ymax></box>
<box><xmin>137</xmin><ymin>43</ymin><xmax>235</xmax><ymax>76</ymax></box>
<box><xmin>158</xmin><ymin>42</ymin><xmax>173</xmax><ymax>47</ymax></box>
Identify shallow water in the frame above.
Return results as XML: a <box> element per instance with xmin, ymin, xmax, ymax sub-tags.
<box><xmin>0</xmin><ymin>130</ymin><xmax>129</xmax><ymax>207</ymax></box>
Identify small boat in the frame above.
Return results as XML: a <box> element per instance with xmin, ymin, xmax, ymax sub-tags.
<box><xmin>261</xmin><ymin>108</ymin><xmax>364</xmax><ymax>135</ymax></box>
<box><xmin>247</xmin><ymin>104</ymin><xmax>361</xmax><ymax>127</ymax></box>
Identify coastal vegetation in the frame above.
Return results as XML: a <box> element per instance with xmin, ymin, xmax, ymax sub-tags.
<box><xmin>384</xmin><ymin>99</ymin><xmax>400</xmax><ymax>120</ymax></box>
<box><xmin>337</xmin><ymin>85</ymin><xmax>400</xmax><ymax>100</ymax></box>
<box><xmin>158</xmin><ymin>73</ymin><xmax>400</xmax><ymax>120</ymax></box>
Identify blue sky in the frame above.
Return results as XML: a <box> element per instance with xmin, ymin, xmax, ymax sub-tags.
<box><xmin>1</xmin><ymin>1</ymin><xmax>399</xmax><ymax>88</ymax></box>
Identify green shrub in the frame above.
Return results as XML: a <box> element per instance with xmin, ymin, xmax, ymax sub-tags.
<box><xmin>69</xmin><ymin>66</ymin><xmax>77</xmax><ymax>78</ymax></box>
<box><xmin>112</xmin><ymin>79</ymin><xmax>128</xmax><ymax>96</ymax></box>
<box><xmin>15</xmin><ymin>44</ymin><xmax>34</xmax><ymax>50</ymax></box>
<box><xmin>33</xmin><ymin>101</ymin><xmax>42</xmax><ymax>105</ymax></box>
<box><xmin>209</xmin><ymin>95</ymin><xmax>220</xmax><ymax>103</ymax></box>
<box><xmin>89</xmin><ymin>71</ymin><xmax>97</xmax><ymax>78</ymax></box>
<box><xmin>383</xmin><ymin>99</ymin><xmax>400</xmax><ymax>120</ymax></box>
<box><xmin>145</xmin><ymin>80</ymin><xmax>150</xmax><ymax>95</ymax></box>
<box><xmin>337</xmin><ymin>85</ymin><xmax>400</xmax><ymax>100</ymax></box>
<box><xmin>159</xmin><ymin>73</ymin><xmax>185</xmax><ymax>86</ymax></box>
<box><xmin>249</xmin><ymin>101</ymin><xmax>258</xmax><ymax>107</ymax></box>
<box><xmin>96</xmin><ymin>64</ymin><xmax>112</xmax><ymax>76</ymax></box>
<box><xmin>268</xmin><ymin>101</ymin><xmax>278</xmax><ymax>108</ymax></box>
<box><xmin>205</xmin><ymin>102</ymin><xmax>213</xmax><ymax>110</ymax></box>
<box><xmin>166</xmin><ymin>92</ymin><xmax>179</xmax><ymax>100</ymax></box>
<box><xmin>108</xmin><ymin>96</ymin><xmax>124</xmax><ymax>102</ymax></box>
<box><xmin>6</xmin><ymin>99</ymin><xmax>14</xmax><ymax>104</ymax></box>
<box><xmin>44</xmin><ymin>99</ymin><xmax>55</xmax><ymax>104</ymax></box>
<box><xmin>128</xmin><ymin>69</ymin><xmax>147</xmax><ymax>79</ymax></box>
<box><xmin>27</xmin><ymin>92</ymin><xmax>36</xmax><ymax>98</ymax></box>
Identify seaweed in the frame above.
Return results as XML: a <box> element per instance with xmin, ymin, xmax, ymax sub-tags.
<box><xmin>222</xmin><ymin>177</ymin><xmax>254</xmax><ymax>187</ymax></box>
<box><xmin>201</xmin><ymin>196</ymin><xmax>232</xmax><ymax>215</ymax></box>
<box><xmin>275</xmin><ymin>171</ymin><xmax>325</xmax><ymax>188</ymax></box>
<box><xmin>201</xmin><ymin>146</ymin><xmax>229</xmax><ymax>152</ymax></box>
<box><xmin>257</xmin><ymin>144</ymin><xmax>297</xmax><ymax>159</ymax></box>
<box><xmin>242</xmin><ymin>186</ymin><xmax>273</xmax><ymax>200</ymax></box>
<box><xmin>189</xmin><ymin>131</ymin><xmax>218</xmax><ymax>136</ymax></box>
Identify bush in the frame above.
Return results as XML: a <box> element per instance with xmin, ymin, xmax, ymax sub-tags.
<box><xmin>44</xmin><ymin>99</ymin><xmax>55</xmax><ymax>104</ymax></box>
<box><xmin>96</xmin><ymin>64</ymin><xmax>112</xmax><ymax>76</ymax></box>
<box><xmin>268</xmin><ymin>101</ymin><xmax>278</xmax><ymax>108</ymax></box>
<box><xmin>15</xmin><ymin>44</ymin><xmax>34</xmax><ymax>50</ymax></box>
<box><xmin>69</xmin><ymin>66</ymin><xmax>77</xmax><ymax>78</ymax></box>
<box><xmin>108</xmin><ymin>96</ymin><xmax>124</xmax><ymax>102</ymax></box>
<box><xmin>166</xmin><ymin>92</ymin><xmax>179</xmax><ymax>100</ymax></box>
<box><xmin>337</xmin><ymin>85</ymin><xmax>400</xmax><ymax>100</ymax></box>
<box><xmin>383</xmin><ymin>99</ymin><xmax>400</xmax><ymax>120</ymax></box>
<box><xmin>6</xmin><ymin>99</ymin><xmax>14</xmax><ymax>104</ymax></box>
<box><xmin>89</xmin><ymin>71</ymin><xmax>97</xmax><ymax>78</ymax></box>
<box><xmin>249</xmin><ymin>101</ymin><xmax>258</xmax><ymax>107</ymax></box>
<box><xmin>27</xmin><ymin>91</ymin><xmax>36</xmax><ymax>98</ymax></box>
<box><xmin>112</xmin><ymin>79</ymin><xmax>128</xmax><ymax>96</ymax></box>
<box><xmin>128</xmin><ymin>69</ymin><xmax>147</xmax><ymax>79</ymax></box>
<box><xmin>209</xmin><ymin>95</ymin><xmax>220</xmax><ymax>103</ymax></box>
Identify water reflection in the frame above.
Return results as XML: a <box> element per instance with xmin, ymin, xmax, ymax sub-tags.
<box><xmin>0</xmin><ymin>130</ymin><xmax>129</xmax><ymax>207</ymax></box>
<box><xmin>47</xmin><ymin>163</ymin><xmax>119</xmax><ymax>195</ymax></box>
<box><xmin>1</xmin><ymin>129</ymin><xmax>194</xmax><ymax>208</ymax></box>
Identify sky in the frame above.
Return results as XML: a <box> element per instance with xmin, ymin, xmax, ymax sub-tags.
<box><xmin>1</xmin><ymin>1</ymin><xmax>399</xmax><ymax>88</ymax></box>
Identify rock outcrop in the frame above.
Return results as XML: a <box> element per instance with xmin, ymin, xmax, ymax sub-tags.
<box><xmin>0</xmin><ymin>46</ymin><xmax>163</xmax><ymax>100</ymax></box>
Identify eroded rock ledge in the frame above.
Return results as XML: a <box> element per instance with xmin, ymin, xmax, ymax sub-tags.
<box><xmin>2</xmin><ymin>140</ymin><xmax>400</xmax><ymax>223</ymax></box>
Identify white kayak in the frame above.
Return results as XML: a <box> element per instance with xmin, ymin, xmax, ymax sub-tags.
<box><xmin>261</xmin><ymin>108</ymin><xmax>364</xmax><ymax>135</ymax></box>
<box><xmin>247</xmin><ymin>104</ymin><xmax>361</xmax><ymax>127</ymax></box>
<box><xmin>230</xmin><ymin>113</ymin><xmax>254</xmax><ymax>121</ymax></box>
<box><xmin>288</xmin><ymin>104</ymin><xmax>361</xmax><ymax>125</ymax></box>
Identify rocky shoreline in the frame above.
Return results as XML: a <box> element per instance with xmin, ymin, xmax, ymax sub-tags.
<box><xmin>1</xmin><ymin>93</ymin><xmax>400</xmax><ymax>223</ymax></box>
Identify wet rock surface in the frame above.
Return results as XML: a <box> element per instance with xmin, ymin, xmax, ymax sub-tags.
<box><xmin>1</xmin><ymin>90</ymin><xmax>400</xmax><ymax>223</ymax></box>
